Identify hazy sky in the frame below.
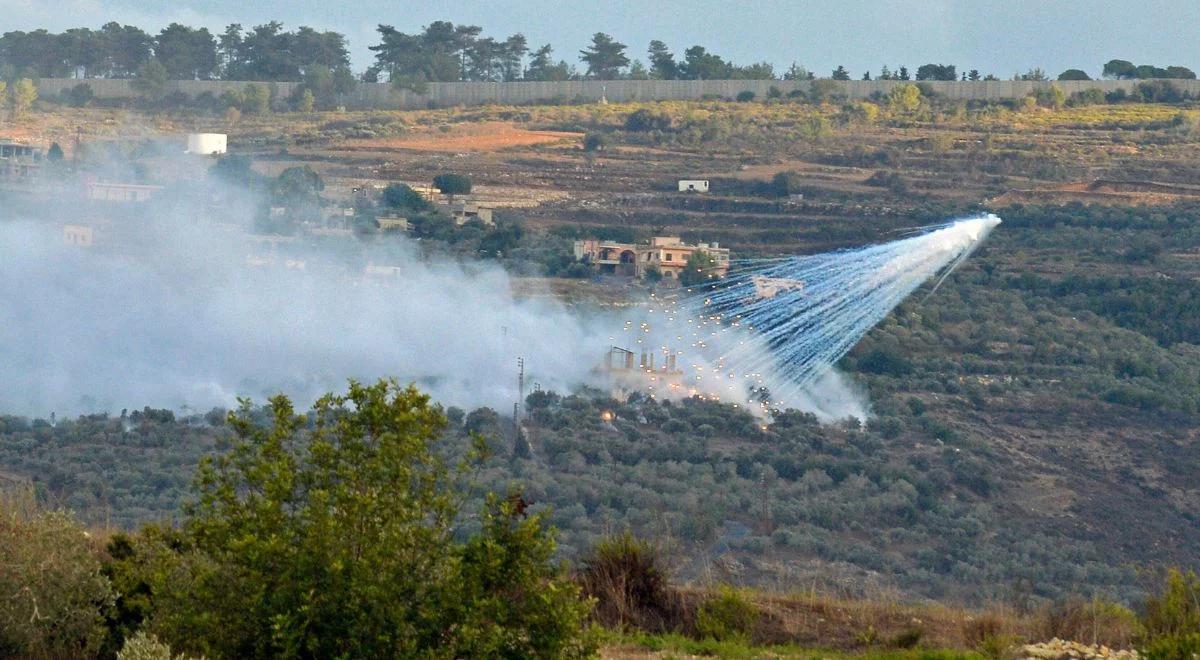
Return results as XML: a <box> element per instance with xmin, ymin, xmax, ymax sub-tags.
<box><xmin>1</xmin><ymin>0</ymin><xmax>1197</xmax><ymax>78</ymax></box>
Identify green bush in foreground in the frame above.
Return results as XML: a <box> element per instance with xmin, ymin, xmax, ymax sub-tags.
<box><xmin>116</xmin><ymin>630</ymin><xmax>191</xmax><ymax>660</ymax></box>
<box><xmin>1140</xmin><ymin>569</ymin><xmax>1200</xmax><ymax>660</ymax></box>
<box><xmin>695</xmin><ymin>585</ymin><xmax>759</xmax><ymax>642</ymax></box>
<box><xmin>110</xmin><ymin>380</ymin><xmax>594</xmax><ymax>659</ymax></box>
<box><xmin>0</xmin><ymin>490</ymin><xmax>113</xmax><ymax>658</ymax></box>
<box><xmin>579</xmin><ymin>531</ymin><xmax>673</xmax><ymax>629</ymax></box>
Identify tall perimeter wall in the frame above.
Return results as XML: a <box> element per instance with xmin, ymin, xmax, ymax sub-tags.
<box><xmin>34</xmin><ymin>78</ymin><xmax>1200</xmax><ymax>110</ymax></box>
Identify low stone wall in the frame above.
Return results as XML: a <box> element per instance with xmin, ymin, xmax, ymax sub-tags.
<box><xmin>34</xmin><ymin>77</ymin><xmax>1200</xmax><ymax>110</ymax></box>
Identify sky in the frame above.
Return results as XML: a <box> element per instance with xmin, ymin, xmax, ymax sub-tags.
<box><xmin>1</xmin><ymin>0</ymin><xmax>1198</xmax><ymax>79</ymax></box>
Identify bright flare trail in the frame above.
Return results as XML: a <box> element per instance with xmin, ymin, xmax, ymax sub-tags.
<box><xmin>624</xmin><ymin>215</ymin><xmax>1001</xmax><ymax>418</ymax></box>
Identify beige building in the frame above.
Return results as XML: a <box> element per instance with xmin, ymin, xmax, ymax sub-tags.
<box><xmin>0</xmin><ymin>141</ymin><xmax>43</xmax><ymax>180</ymax></box>
<box><xmin>574</xmin><ymin>236</ymin><xmax>730</xmax><ymax>279</ymax></box>
<box><xmin>440</xmin><ymin>200</ymin><xmax>494</xmax><ymax>226</ymax></box>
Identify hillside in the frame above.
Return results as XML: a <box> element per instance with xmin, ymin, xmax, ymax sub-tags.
<box><xmin>3</xmin><ymin>94</ymin><xmax>1200</xmax><ymax>606</ymax></box>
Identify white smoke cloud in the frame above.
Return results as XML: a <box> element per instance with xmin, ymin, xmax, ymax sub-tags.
<box><xmin>1</xmin><ymin>178</ymin><xmax>977</xmax><ymax>422</ymax></box>
<box><xmin>0</xmin><ymin>208</ymin><xmax>609</xmax><ymax>416</ymax></box>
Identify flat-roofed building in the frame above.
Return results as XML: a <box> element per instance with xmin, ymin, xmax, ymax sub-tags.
<box><xmin>84</xmin><ymin>182</ymin><xmax>163</xmax><ymax>203</ymax></box>
<box><xmin>574</xmin><ymin>236</ymin><xmax>730</xmax><ymax>279</ymax></box>
<box><xmin>0</xmin><ymin>141</ymin><xmax>43</xmax><ymax>180</ymax></box>
<box><xmin>440</xmin><ymin>200</ymin><xmax>495</xmax><ymax>226</ymax></box>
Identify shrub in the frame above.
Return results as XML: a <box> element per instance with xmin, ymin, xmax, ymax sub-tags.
<box><xmin>694</xmin><ymin>586</ymin><xmax>757</xmax><ymax>641</ymax></box>
<box><xmin>962</xmin><ymin>613</ymin><xmax>1015</xmax><ymax>660</ymax></box>
<box><xmin>1139</xmin><ymin>569</ymin><xmax>1200</xmax><ymax>660</ymax></box>
<box><xmin>889</xmin><ymin>625</ymin><xmax>925</xmax><ymax>649</ymax></box>
<box><xmin>735</xmin><ymin>90</ymin><xmax>756</xmax><ymax>102</ymax></box>
<box><xmin>770</xmin><ymin>170</ymin><xmax>804</xmax><ymax>197</ymax></box>
<box><xmin>117</xmin><ymin>631</ymin><xmax>176</xmax><ymax>660</ymax></box>
<box><xmin>887</xmin><ymin>83</ymin><xmax>922</xmax><ymax>112</ymax></box>
<box><xmin>1136</xmin><ymin>81</ymin><xmax>1189</xmax><ymax>103</ymax></box>
<box><xmin>65</xmin><ymin>82</ymin><xmax>95</xmax><ymax>108</ymax></box>
<box><xmin>1145</xmin><ymin>634</ymin><xmax>1200</xmax><ymax>660</ymax></box>
<box><xmin>578</xmin><ymin>531</ymin><xmax>673</xmax><ymax>630</ymax></box>
<box><xmin>1068</xmin><ymin>88</ymin><xmax>1108</xmax><ymax>107</ymax></box>
<box><xmin>864</xmin><ymin>170</ymin><xmax>910</xmax><ymax>196</ymax></box>
<box><xmin>241</xmin><ymin>83</ymin><xmax>270</xmax><ymax>115</ymax></box>
<box><xmin>625</xmin><ymin>108</ymin><xmax>673</xmax><ymax>132</ymax></box>
<box><xmin>296</xmin><ymin>88</ymin><xmax>315</xmax><ymax>113</ymax></box>
<box><xmin>583</xmin><ymin>132</ymin><xmax>608</xmax><ymax>152</ymax></box>
<box><xmin>1036</xmin><ymin>597</ymin><xmax>1137</xmax><ymax>648</ymax></box>
<box><xmin>0</xmin><ymin>489</ymin><xmax>113</xmax><ymax>658</ymax></box>
<box><xmin>850</xmin><ymin>100</ymin><xmax>881</xmax><ymax>123</ymax></box>
<box><xmin>192</xmin><ymin>91</ymin><xmax>219</xmax><ymax>114</ymax></box>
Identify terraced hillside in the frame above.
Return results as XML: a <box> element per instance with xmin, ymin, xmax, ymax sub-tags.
<box><xmin>3</xmin><ymin>97</ymin><xmax>1200</xmax><ymax>603</ymax></box>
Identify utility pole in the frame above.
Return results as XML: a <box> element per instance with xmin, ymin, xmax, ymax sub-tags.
<box><xmin>760</xmin><ymin>469</ymin><xmax>772</xmax><ymax>529</ymax></box>
<box><xmin>516</xmin><ymin>357</ymin><xmax>525</xmax><ymax>420</ymax></box>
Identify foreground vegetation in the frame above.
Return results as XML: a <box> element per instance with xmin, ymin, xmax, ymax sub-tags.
<box><xmin>3</xmin><ymin>381</ymin><xmax>1199</xmax><ymax>658</ymax></box>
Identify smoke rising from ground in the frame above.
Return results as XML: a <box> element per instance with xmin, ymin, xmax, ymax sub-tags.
<box><xmin>0</xmin><ymin>211</ymin><xmax>606</xmax><ymax>417</ymax></box>
<box><xmin>0</xmin><ymin>172</ymin><xmax>992</xmax><ymax>421</ymax></box>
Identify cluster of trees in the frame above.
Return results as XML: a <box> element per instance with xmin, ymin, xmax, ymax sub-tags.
<box><xmin>0</xmin><ymin>382</ymin><xmax>595</xmax><ymax>658</ymax></box>
<box><xmin>366</xmin><ymin>24</ymin><xmax>778</xmax><ymax>86</ymax></box>
<box><xmin>829</xmin><ymin>65</ymin><xmax>998</xmax><ymax>82</ymax></box>
<box><xmin>642</xmin><ymin>41</ymin><xmax>775</xmax><ymax>80</ymax></box>
<box><xmin>5</xmin><ymin>20</ymin><xmax>1199</xmax><ymax>91</ymax></box>
<box><xmin>366</xmin><ymin>21</ymin><xmax>535</xmax><ymax>87</ymax></box>
<box><xmin>0</xmin><ymin>22</ymin><xmax>351</xmax><ymax>82</ymax></box>
<box><xmin>1103</xmin><ymin>59</ymin><xmax>1197</xmax><ymax>80</ymax></box>
<box><xmin>0</xmin><ymin>77</ymin><xmax>38</xmax><ymax>117</ymax></box>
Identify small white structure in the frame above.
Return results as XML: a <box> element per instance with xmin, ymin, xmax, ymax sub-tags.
<box><xmin>186</xmin><ymin>133</ymin><xmax>227</xmax><ymax>155</ymax></box>
<box><xmin>678</xmin><ymin>179</ymin><xmax>709</xmax><ymax>193</ymax></box>
<box><xmin>84</xmin><ymin>182</ymin><xmax>162</xmax><ymax>202</ymax></box>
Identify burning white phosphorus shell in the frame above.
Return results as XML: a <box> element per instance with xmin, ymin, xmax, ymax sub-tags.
<box><xmin>627</xmin><ymin>215</ymin><xmax>1000</xmax><ymax>415</ymax></box>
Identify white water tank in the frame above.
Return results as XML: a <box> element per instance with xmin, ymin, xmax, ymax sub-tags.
<box><xmin>186</xmin><ymin>133</ymin><xmax>227</xmax><ymax>155</ymax></box>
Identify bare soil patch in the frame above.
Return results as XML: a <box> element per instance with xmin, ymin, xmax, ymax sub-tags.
<box><xmin>342</xmin><ymin>121</ymin><xmax>582</xmax><ymax>153</ymax></box>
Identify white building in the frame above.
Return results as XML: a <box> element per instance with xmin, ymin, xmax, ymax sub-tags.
<box><xmin>186</xmin><ymin>133</ymin><xmax>227</xmax><ymax>155</ymax></box>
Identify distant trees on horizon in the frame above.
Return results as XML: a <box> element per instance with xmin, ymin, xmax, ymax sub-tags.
<box><xmin>0</xmin><ymin>22</ymin><xmax>352</xmax><ymax>82</ymax></box>
<box><xmin>0</xmin><ymin>20</ymin><xmax>1195</xmax><ymax>86</ymax></box>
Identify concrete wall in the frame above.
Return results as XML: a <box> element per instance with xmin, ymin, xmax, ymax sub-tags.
<box><xmin>37</xmin><ymin>78</ymin><xmax>302</xmax><ymax>102</ymax></box>
<box><xmin>35</xmin><ymin>77</ymin><xmax>1200</xmax><ymax>110</ymax></box>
